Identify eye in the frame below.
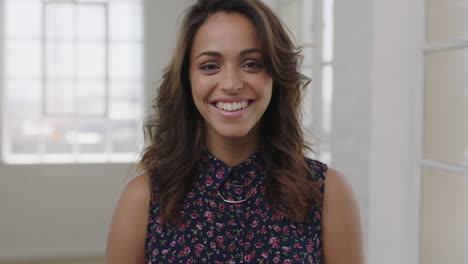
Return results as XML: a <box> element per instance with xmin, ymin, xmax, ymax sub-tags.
<box><xmin>200</xmin><ymin>63</ymin><xmax>220</xmax><ymax>72</ymax></box>
<box><xmin>242</xmin><ymin>60</ymin><xmax>263</xmax><ymax>71</ymax></box>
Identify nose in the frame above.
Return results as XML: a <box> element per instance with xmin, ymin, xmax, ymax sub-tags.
<box><xmin>220</xmin><ymin>65</ymin><xmax>244</xmax><ymax>93</ymax></box>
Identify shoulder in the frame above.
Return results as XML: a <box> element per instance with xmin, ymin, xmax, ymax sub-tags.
<box><xmin>321</xmin><ymin>167</ymin><xmax>365</xmax><ymax>263</ymax></box>
<box><xmin>305</xmin><ymin>157</ymin><xmax>328</xmax><ymax>182</ymax></box>
<box><xmin>105</xmin><ymin>172</ymin><xmax>152</xmax><ymax>263</ymax></box>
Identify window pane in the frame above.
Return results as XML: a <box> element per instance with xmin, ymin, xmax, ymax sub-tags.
<box><xmin>4</xmin><ymin>81</ymin><xmax>42</xmax><ymax>119</ymax></box>
<box><xmin>44</xmin><ymin>119</ymin><xmax>73</xmax><ymax>154</ymax></box>
<box><xmin>426</xmin><ymin>0</ymin><xmax>468</xmax><ymax>42</ymax></box>
<box><xmin>8</xmin><ymin>120</ymin><xmax>41</xmax><ymax>155</ymax></box>
<box><xmin>75</xmin><ymin>120</ymin><xmax>106</xmax><ymax>153</ymax></box>
<box><xmin>420</xmin><ymin>166</ymin><xmax>468</xmax><ymax>264</ymax></box>
<box><xmin>111</xmin><ymin>120</ymin><xmax>141</xmax><ymax>153</ymax></box>
<box><xmin>109</xmin><ymin>3</ymin><xmax>143</xmax><ymax>41</ymax></box>
<box><xmin>5</xmin><ymin>40</ymin><xmax>41</xmax><ymax>78</ymax></box>
<box><xmin>110</xmin><ymin>81</ymin><xmax>143</xmax><ymax>100</ymax></box>
<box><xmin>45</xmin><ymin>3</ymin><xmax>74</xmax><ymax>41</ymax></box>
<box><xmin>45</xmin><ymin>41</ymin><xmax>75</xmax><ymax>79</ymax></box>
<box><xmin>77</xmin><ymin>42</ymin><xmax>106</xmax><ymax>78</ymax></box>
<box><xmin>45</xmin><ymin>81</ymin><xmax>75</xmax><ymax>115</ymax></box>
<box><xmin>109</xmin><ymin>100</ymin><xmax>141</xmax><ymax>120</ymax></box>
<box><xmin>77</xmin><ymin>4</ymin><xmax>106</xmax><ymax>41</ymax></box>
<box><xmin>5</xmin><ymin>1</ymin><xmax>42</xmax><ymax>38</ymax></box>
<box><xmin>76</xmin><ymin>81</ymin><xmax>106</xmax><ymax>115</ymax></box>
<box><xmin>109</xmin><ymin>43</ymin><xmax>143</xmax><ymax>80</ymax></box>
<box><xmin>424</xmin><ymin>48</ymin><xmax>468</xmax><ymax>167</ymax></box>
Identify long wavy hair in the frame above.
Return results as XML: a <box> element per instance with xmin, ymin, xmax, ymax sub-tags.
<box><xmin>140</xmin><ymin>0</ymin><xmax>322</xmax><ymax>225</ymax></box>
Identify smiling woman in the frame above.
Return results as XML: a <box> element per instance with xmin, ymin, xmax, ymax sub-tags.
<box><xmin>106</xmin><ymin>0</ymin><xmax>364</xmax><ymax>263</ymax></box>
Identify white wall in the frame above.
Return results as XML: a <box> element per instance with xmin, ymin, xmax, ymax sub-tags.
<box><xmin>0</xmin><ymin>0</ymin><xmax>195</xmax><ymax>260</ymax></box>
<box><xmin>333</xmin><ymin>0</ymin><xmax>423</xmax><ymax>263</ymax></box>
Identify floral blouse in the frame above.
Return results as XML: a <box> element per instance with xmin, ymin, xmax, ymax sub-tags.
<box><xmin>145</xmin><ymin>148</ymin><xmax>327</xmax><ymax>263</ymax></box>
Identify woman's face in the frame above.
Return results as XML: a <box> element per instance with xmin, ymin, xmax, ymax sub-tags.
<box><xmin>189</xmin><ymin>12</ymin><xmax>273</xmax><ymax>143</ymax></box>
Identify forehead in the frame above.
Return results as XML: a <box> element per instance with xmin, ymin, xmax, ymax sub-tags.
<box><xmin>191</xmin><ymin>12</ymin><xmax>262</xmax><ymax>56</ymax></box>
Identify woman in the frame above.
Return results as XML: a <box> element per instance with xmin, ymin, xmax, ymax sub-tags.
<box><xmin>106</xmin><ymin>0</ymin><xmax>364</xmax><ymax>263</ymax></box>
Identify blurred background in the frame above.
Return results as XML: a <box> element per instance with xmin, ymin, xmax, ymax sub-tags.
<box><xmin>0</xmin><ymin>0</ymin><xmax>466</xmax><ymax>263</ymax></box>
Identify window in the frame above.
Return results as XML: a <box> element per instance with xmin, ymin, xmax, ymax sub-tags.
<box><xmin>1</xmin><ymin>0</ymin><xmax>144</xmax><ymax>164</ymax></box>
<box><xmin>420</xmin><ymin>0</ymin><xmax>468</xmax><ymax>262</ymax></box>
<box><xmin>264</xmin><ymin>0</ymin><xmax>334</xmax><ymax>164</ymax></box>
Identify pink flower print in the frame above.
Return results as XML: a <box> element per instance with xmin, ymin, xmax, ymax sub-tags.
<box><xmin>216</xmin><ymin>236</ymin><xmax>224</xmax><ymax>243</ymax></box>
<box><xmin>218</xmin><ymin>203</ymin><xmax>225</xmax><ymax>211</ymax></box>
<box><xmin>216</xmin><ymin>222</ymin><xmax>224</xmax><ymax>229</ymax></box>
<box><xmin>282</xmin><ymin>246</ymin><xmax>290</xmax><ymax>252</ymax></box>
<box><xmin>190</xmin><ymin>213</ymin><xmax>198</xmax><ymax>219</ymax></box>
<box><xmin>206</xmin><ymin>179</ymin><xmax>213</xmax><ymax>186</ymax></box>
<box><xmin>170</xmin><ymin>241</ymin><xmax>176</xmax><ymax>247</ymax></box>
<box><xmin>204</xmin><ymin>211</ymin><xmax>213</xmax><ymax>218</ymax></box>
<box><xmin>206</xmin><ymin>230</ymin><xmax>213</xmax><ymax>237</ymax></box>
<box><xmin>195</xmin><ymin>244</ymin><xmax>204</xmax><ymax>254</ymax></box>
<box><xmin>178</xmin><ymin>236</ymin><xmax>185</xmax><ymax>244</ymax></box>
<box><xmin>210</xmin><ymin>242</ymin><xmax>216</xmax><ymax>249</ymax></box>
<box><xmin>187</xmin><ymin>192</ymin><xmax>195</xmax><ymax>199</ymax></box>
<box><xmin>273</xmin><ymin>257</ymin><xmax>280</xmax><ymax>263</ymax></box>
<box><xmin>179</xmin><ymin>247</ymin><xmax>191</xmax><ymax>256</ymax></box>
<box><xmin>261</xmin><ymin>251</ymin><xmax>268</xmax><ymax>258</ymax></box>
<box><xmin>162</xmin><ymin>249</ymin><xmax>169</xmax><ymax>255</ymax></box>
<box><xmin>282</xmin><ymin>227</ymin><xmax>290</xmax><ymax>235</ymax></box>
<box><xmin>294</xmin><ymin>254</ymin><xmax>301</xmax><ymax>261</ymax></box>
<box><xmin>152</xmin><ymin>249</ymin><xmax>159</xmax><ymax>255</ymax></box>
<box><xmin>244</xmin><ymin>253</ymin><xmax>252</xmax><ymax>262</ymax></box>
<box><xmin>274</xmin><ymin>225</ymin><xmax>281</xmax><ymax>232</ymax></box>
<box><xmin>216</xmin><ymin>169</ymin><xmax>225</xmax><ymax>179</ymax></box>
<box><xmin>228</xmin><ymin>220</ymin><xmax>236</xmax><ymax>226</ymax></box>
<box><xmin>210</xmin><ymin>201</ymin><xmax>217</xmax><ymax>207</ymax></box>
<box><xmin>226</xmin><ymin>231</ymin><xmax>234</xmax><ymax>238</ymax></box>
<box><xmin>315</xmin><ymin>211</ymin><xmax>321</xmax><ymax>220</ymax></box>
<box><xmin>196</xmin><ymin>222</ymin><xmax>203</xmax><ymax>230</ymax></box>
<box><xmin>187</xmin><ymin>259</ymin><xmax>194</xmax><ymax>264</ymax></box>
<box><xmin>252</xmin><ymin>220</ymin><xmax>258</xmax><ymax>228</ymax></box>
<box><xmin>284</xmin><ymin>259</ymin><xmax>292</xmax><ymax>264</ymax></box>
<box><xmin>294</xmin><ymin>243</ymin><xmax>302</xmax><ymax>249</ymax></box>
<box><xmin>196</xmin><ymin>244</ymin><xmax>204</xmax><ymax>251</ymax></box>
<box><xmin>243</xmin><ymin>242</ymin><xmax>251</xmax><ymax>249</ymax></box>
<box><xmin>255</xmin><ymin>198</ymin><xmax>261</xmax><ymax>206</ymax></box>
<box><xmin>169</xmin><ymin>256</ymin><xmax>175</xmax><ymax>263</ymax></box>
<box><xmin>256</xmin><ymin>242</ymin><xmax>263</xmax><ymax>248</ymax></box>
<box><xmin>269</xmin><ymin>237</ymin><xmax>279</xmax><ymax>248</ymax></box>
<box><xmin>229</xmin><ymin>244</ymin><xmax>236</xmax><ymax>250</ymax></box>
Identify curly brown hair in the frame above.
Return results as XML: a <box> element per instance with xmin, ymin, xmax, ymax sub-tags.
<box><xmin>140</xmin><ymin>0</ymin><xmax>322</xmax><ymax>225</ymax></box>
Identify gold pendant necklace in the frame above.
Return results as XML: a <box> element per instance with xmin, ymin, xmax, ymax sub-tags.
<box><xmin>217</xmin><ymin>183</ymin><xmax>258</xmax><ymax>204</ymax></box>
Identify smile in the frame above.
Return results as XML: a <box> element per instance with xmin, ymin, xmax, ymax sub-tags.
<box><xmin>214</xmin><ymin>100</ymin><xmax>251</xmax><ymax>112</ymax></box>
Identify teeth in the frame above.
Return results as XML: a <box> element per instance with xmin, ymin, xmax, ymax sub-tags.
<box><xmin>215</xmin><ymin>101</ymin><xmax>250</xmax><ymax>112</ymax></box>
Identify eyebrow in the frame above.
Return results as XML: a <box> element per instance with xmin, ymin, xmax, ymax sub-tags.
<box><xmin>195</xmin><ymin>48</ymin><xmax>262</xmax><ymax>60</ymax></box>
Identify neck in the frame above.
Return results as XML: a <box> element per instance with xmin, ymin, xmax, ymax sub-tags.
<box><xmin>205</xmin><ymin>128</ymin><xmax>261</xmax><ymax>167</ymax></box>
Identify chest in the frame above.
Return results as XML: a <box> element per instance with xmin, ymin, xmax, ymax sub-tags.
<box><xmin>146</xmin><ymin>182</ymin><xmax>323</xmax><ymax>263</ymax></box>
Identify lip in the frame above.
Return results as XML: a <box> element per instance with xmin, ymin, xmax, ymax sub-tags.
<box><xmin>210</xmin><ymin>100</ymin><xmax>254</xmax><ymax>119</ymax></box>
<box><xmin>209</xmin><ymin>97</ymin><xmax>253</xmax><ymax>104</ymax></box>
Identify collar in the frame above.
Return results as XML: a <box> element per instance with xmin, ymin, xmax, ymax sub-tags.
<box><xmin>195</xmin><ymin>146</ymin><xmax>268</xmax><ymax>190</ymax></box>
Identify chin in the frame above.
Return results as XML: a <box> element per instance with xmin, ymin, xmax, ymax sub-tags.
<box><xmin>211</xmin><ymin>125</ymin><xmax>257</xmax><ymax>141</ymax></box>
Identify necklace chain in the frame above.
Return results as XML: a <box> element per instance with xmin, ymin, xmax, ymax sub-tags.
<box><xmin>217</xmin><ymin>183</ymin><xmax>258</xmax><ymax>204</ymax></box>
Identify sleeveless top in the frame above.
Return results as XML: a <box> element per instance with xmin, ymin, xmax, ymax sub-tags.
<box><xmin>145</xmin><ymin>148</ymin><xmax>327</xmax><ymax>263</ymax></box>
